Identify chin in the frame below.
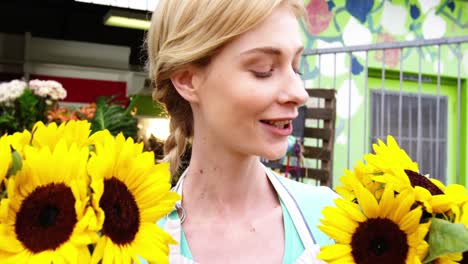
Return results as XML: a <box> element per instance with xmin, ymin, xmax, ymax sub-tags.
<box><xmin>258</xmin><ymin>142</ymin><xmax>288</xmax><ymax>160</ymax></box>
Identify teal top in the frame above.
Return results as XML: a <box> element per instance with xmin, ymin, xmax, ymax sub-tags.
<box><xmin>156</xmin><ymin>176</ymin><xmax>338</xmax><ymax>263</ymax></box>
<box><xmin>173</xmin><ymin>200</ymin><xmax>304</xmax><ymax>263</ymax></box>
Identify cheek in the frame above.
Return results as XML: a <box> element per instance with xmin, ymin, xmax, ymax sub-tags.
<box><xmin>200</xmin><ymin>68</ymin><xmax>280</xmax><ymax>135</ymax></box>
<box><xmin>208</xmin><ymin>80</ymin><xmax>275</xmax><ymax>117</ymax></box>
<box><xmin>231</xmin><ymin>81</ymin><xmax>279</xmax><ymax>110</ymax></box>
<box><xmin>222</xmin><ymin>93</ymin><xmax>275</xmax><ymax>128</ymax></box>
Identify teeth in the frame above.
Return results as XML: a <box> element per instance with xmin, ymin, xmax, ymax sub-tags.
<box><xmin>264</xmin><ymin>120</ymin><xmax>290</xmax><ymax>128</ymax></box>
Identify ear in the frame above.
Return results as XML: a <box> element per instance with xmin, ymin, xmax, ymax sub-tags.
<box><xmin>170</xmin><ymin>67</ymin><xmax>201</xmax><ymax>103</ymax></box>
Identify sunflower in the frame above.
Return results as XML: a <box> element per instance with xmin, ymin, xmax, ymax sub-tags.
<box><xmin>363</xmin><ymin>136</ymin><xmax>420</xmax><ymax>190</ymax></box>
<box><xmin>349</xmin><ymin>136</ymin><xmax>455</xmax><ymax>215</ymax></box>
<box><xmin>461</xmin><ymin>202</ymin><xmax>468</xmax><ymax>264</ymax></box>
<box><xmin>462</xmin><ymin>202</ymin><xmax>468</xmax><ymax>228</ymax></box>
<box><xmin>428</xmin><ymin>181</ymin><xmax>468</xmax><ymax>217</ymax></box>
<box><xmin>88</xmin><ymin>131</ymin><xmax>180</xmax><ymax>264</ymax></box>
<box><xmin>336</xmin><ymin>161</ymin><xmax>385</xmax><ymax>202</ymax></box>
<box><xmin>400</xmin><ymin>170</ymin><xmax>457</xmax><ymax>215</ymax></box>
<box><xmin>31</xmin><ymin>120</ymin><xmax>91</xmax><ymax>150</ymax></box>
<box><xmin>336</xmin><ymin>136</ymin><xmax>418</xmax><ymax>202</ymax></box>
<box><xmin>317</xmin><ymin>181</ymin><xmax>429</xmax><ymax>264</ymax></box>
<box><xmin>0</xmin><ymin>135</ymin><xmax>11</xmax><ymax>184</ymax></box>
<box><xmin>5</xmin><ymin>130</ymin><xmax>31</xmax><ymax>155</ymax></box>
<box><xmin>0</xmin><ymin>136</ymin><xmax>11</xmax><ymax>216</ymax></box>
<box><xmin>435</xmin><ymin>193</ymin><xmax>468</xmax><ymax>264</ymax></box>
<box><xmin>430</xmin><ymin>185</ymin><xmax>468</xmax><ymax>264</ymax></box>
<box><xmin>365</xmin><ymin>135</ymin><xmax>419</xmax><ymax>185</ymax></box>
<box><xmin>434</xmin><ymin>253</ymin><xmax>463</xmax><ymax>264</ymax></box>
<box><xmin>0</xmin><ymin>140</ymin><xmax>98</xmax><ymax>263</ymax></box>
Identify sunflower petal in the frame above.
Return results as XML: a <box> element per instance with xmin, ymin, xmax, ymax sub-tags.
<box><xmin>391</xmin><ymin>190</ymin><xmax>415</xmax><ymax>222</ymax></box>
<box><xmin>379</xmin><ymin>183</ymin><xmax>395</xmax><ymax>218</ymax></box>
<box><xmin>334</xmin><ymin>199</ymin><xmax>367</xmax><ymax>222</ymax></box>
<box><xmin>90</xmin><ymin>238</ymin><xmax>107</xmax><ymax>264</ymax></box>
<box><xmin>102</xmin><ymin>238</ymin><xmax>117</xmax><ymax>264</ymax></box>
<box><xmin>131</xmin><ymin>223</ymin><xmax>175</xmax><ymax>263</ymax></box>
<box><xmin>317</xmin><ymin>244</ymin><xmax>352</xmax><ymax>261</ymax></box>
<box><xmin>399</xmin><ymin>207</ymin><xmax>422</xmax><ymax>234</ymax></box>
<box><xmin>430</xmin><ymin>195</ymin><xmax>454</xmax><ymax>213</ymax></box>
<box><xmin>318</xmin><ymin>224</ymin><xmax>352</xmax><ymax>244</ymax></box>
<box><xmin>321</xmin><ymin>206</ymin><xmax>358</xmax><ymax>234</ymax></box>
<box><xmin>355</xmin><ymin>184</ymin><xmax>379</xmax><ymax>218</ymax></box>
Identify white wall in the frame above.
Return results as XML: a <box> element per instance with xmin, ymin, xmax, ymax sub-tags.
<box><xmin>28</xmin><ymin>36</ymin><xmax>130</xmax><ymax>70</ymax></box>
<box><xmin>0</xmin><ymin>32</ymin><xmax>148</xmax><ymax>95</ymax></box>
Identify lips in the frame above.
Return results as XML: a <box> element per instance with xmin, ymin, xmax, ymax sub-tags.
<box><xmin>260</xmin><ymin>120</ymin><xmax>291</xmax><ymax>129</ymax></box>
<box><xmin>260</xmin><ymin>119</ymin><xmax>293</xmax><ymax>136</ymax></box>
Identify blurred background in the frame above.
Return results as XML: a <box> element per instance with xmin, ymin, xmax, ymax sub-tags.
<box><xmin>0</xmin><ymin>0</ymin><xmax>467</xmax><ymax>187</ymax></box>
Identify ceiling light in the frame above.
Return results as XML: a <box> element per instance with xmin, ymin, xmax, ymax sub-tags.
<box><xmin>75</xmin><ymin>0</ymin><xmax>159</xmax><ymax>12</ymax></box>
<box><xmin>103</xmin><ymin>9</ymin><xmax>151</xmax><ymax>30</ymax></box>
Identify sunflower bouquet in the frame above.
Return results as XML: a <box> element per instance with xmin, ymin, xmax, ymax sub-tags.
<box><xmin>317</xmin><ymin>136</ymin><xmax>468</xmax><ymax>264</ymax></box>
<box><xmin>0</xmin><ymin>120</ymin><xmax>180</xmax><ymax>264</ymax></box>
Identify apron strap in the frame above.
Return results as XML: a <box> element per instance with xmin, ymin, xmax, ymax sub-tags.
<box><xmin>264</xmin><ymin>166</ymin><xmax>317</xmax><ymax>249</ymax></box>
<box><xmin>294</xmin><ymin>246</ymin><xmax>326</xmax><ymax>264</ymax></box>
<box><xmin>172</xmin><ymin>170</ymin><xmax>188</xmax><ymax>207</ymax></box>
<box><xmin>165</xmin><ymin>213</ymin><xmax>182</xmax><ymax>257</ymax></box>
<box><xmin>165</xmin><ymin>169</ymin><xmax>189</xmax><ymax>261</ymax></box>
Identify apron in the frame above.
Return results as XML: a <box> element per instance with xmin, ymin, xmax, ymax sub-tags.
<box><xmin>163</xmin><ymin>166</ymin><xmax>326</xmax><ymax>264</ymax></box>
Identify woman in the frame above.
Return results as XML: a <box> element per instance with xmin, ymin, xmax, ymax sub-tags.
<box><xmin>146</xmin><ymin>0</ymin><xmax>338</xmax><ymax>263</ymax></box>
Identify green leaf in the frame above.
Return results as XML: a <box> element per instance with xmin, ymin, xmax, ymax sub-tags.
<box><xmin>90</xmin><ymin>96</ymin><xmax>137</xmax><ymax>139</ymax></box>
<box><xmin>9</xmin><ymin>150</ymin><xmax>23</xmax><ymax>176</ymax></box>
<box><xmin>423</xmin><ymin>218</ymin><xmax>468</xmax><ymax>263</ymax></box>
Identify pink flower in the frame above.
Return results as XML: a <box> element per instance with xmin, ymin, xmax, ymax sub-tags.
<box><xmin>306</xmin><ymin>0</ymin><xmax>333</xmax><ymax>35</ymax></box>
<box><xmin>29</xmin><ymin>79</ymin><xmax>67</xmax><ymax>100</ymax></box>
<box><xmin>375</xmin><ymin>33</ymin><xmax>401</xmax><ymax>68</ymax></box>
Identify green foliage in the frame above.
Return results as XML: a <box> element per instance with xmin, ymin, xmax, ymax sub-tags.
<box><xmin>423</xmin><ymin>218</ymin><xmax>468</xmax><ymax>263</ymax></box>
<box><xmin>90</xmin><ymin>96</ymin><xmax>138</xmax><ymax>139</ymax></box>
<box><xmin>0</xmin><ymin>112</ymin><xmax>17</xmax><ymax>134</ymax></box>
<box><xmin>132</xmin><ymin>95</ymin><xmax>168</xmax><ymax>117</ymax></box>
<box><xmin>15</xmin><ymin>89</ymin><xmax>46</xmax><ymax>131</ymax></box>
<box><xmin>0</xmin><ymin>83</ymin><xmax>139</xmax><ymax>139</ymax></box>
<box><xmin>0</xmin><ymin>89</ymin><xmax>48</xmax><ymax>135</ymax></box>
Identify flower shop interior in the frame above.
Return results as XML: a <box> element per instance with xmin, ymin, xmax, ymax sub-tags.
<box><xmin>1</xmin><ymin>1</ymin><xmax>468</xmax><ymax>263</ymax></box>
<box><xmin>0</xmin><ymin>0</ymin><xmax>467</xmax><ymax>187</ymax></box>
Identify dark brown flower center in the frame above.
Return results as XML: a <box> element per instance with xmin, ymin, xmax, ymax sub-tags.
<box><xmin>460</xmin><ymin>251</ymin><xmax>468</xmax><ymax>264</ymax></box>
<box><xmin>351</xmin><ymin>218</ymin><xmax>409</xmax><ymax>264</ymax></box>
<box><xmin>15</xmin><ymin>183</ymin><xmax>77</xmax><ymax>253</ymax></box>
<box><xmin>405</xmin><ymin>170</ymin><xmax>444</xmax><ymax>195</ymax></box>
<box><xmin>100</xmin><ymin>177</ymin><xmax>140</xmax><ymax>245</ymax></box>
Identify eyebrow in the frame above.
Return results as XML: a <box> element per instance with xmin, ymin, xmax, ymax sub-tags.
<box><xmin>240</xmin><ymin>46</ymin><xmax>304</xmax><ymax>57</ymax></box>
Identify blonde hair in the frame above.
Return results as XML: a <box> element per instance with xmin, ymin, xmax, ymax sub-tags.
<box><xmin>146</xmin><ymin>0</ymin><xmax>306</xmax><ymax>175</ymax></box>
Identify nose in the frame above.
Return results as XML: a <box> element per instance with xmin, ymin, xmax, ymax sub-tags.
<box><xmin>278</xmin><ymin>70</ymin><xmax>309</xmax><ymax>107</ymax></box>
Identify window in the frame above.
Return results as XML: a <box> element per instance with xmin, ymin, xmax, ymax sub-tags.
<box><xmin>371</xmin><ymin>91</ymin><xmax>448</xmax><ymax>183</ymax></box>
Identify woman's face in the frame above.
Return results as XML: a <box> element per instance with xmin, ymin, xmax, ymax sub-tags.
<box><xmin>192</xmin><ymin>4</ymin><xmax>308</xmax><ymax>160</ymax></box>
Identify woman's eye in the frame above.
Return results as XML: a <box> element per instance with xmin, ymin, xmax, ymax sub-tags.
<box><xmin>252</xmin><ymin>69</ymin><xmax>273</xmax><ymax>78</ymax></box>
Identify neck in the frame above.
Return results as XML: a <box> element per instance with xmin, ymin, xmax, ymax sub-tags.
<box><xmin>181</xmin><ymin>133</ymin><xmax>275</xmax><ymax>220</ymax></box>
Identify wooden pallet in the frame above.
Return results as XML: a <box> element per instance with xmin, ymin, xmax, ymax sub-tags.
<box><xmin>301</xmin><ymin>88</ymin><xmax>336</xmax><ymax>186</ymax></box>
<box><xmin>262</xmin><ymin>88</ymin><xmax>336</xmax><ymax>186</ymax></box>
